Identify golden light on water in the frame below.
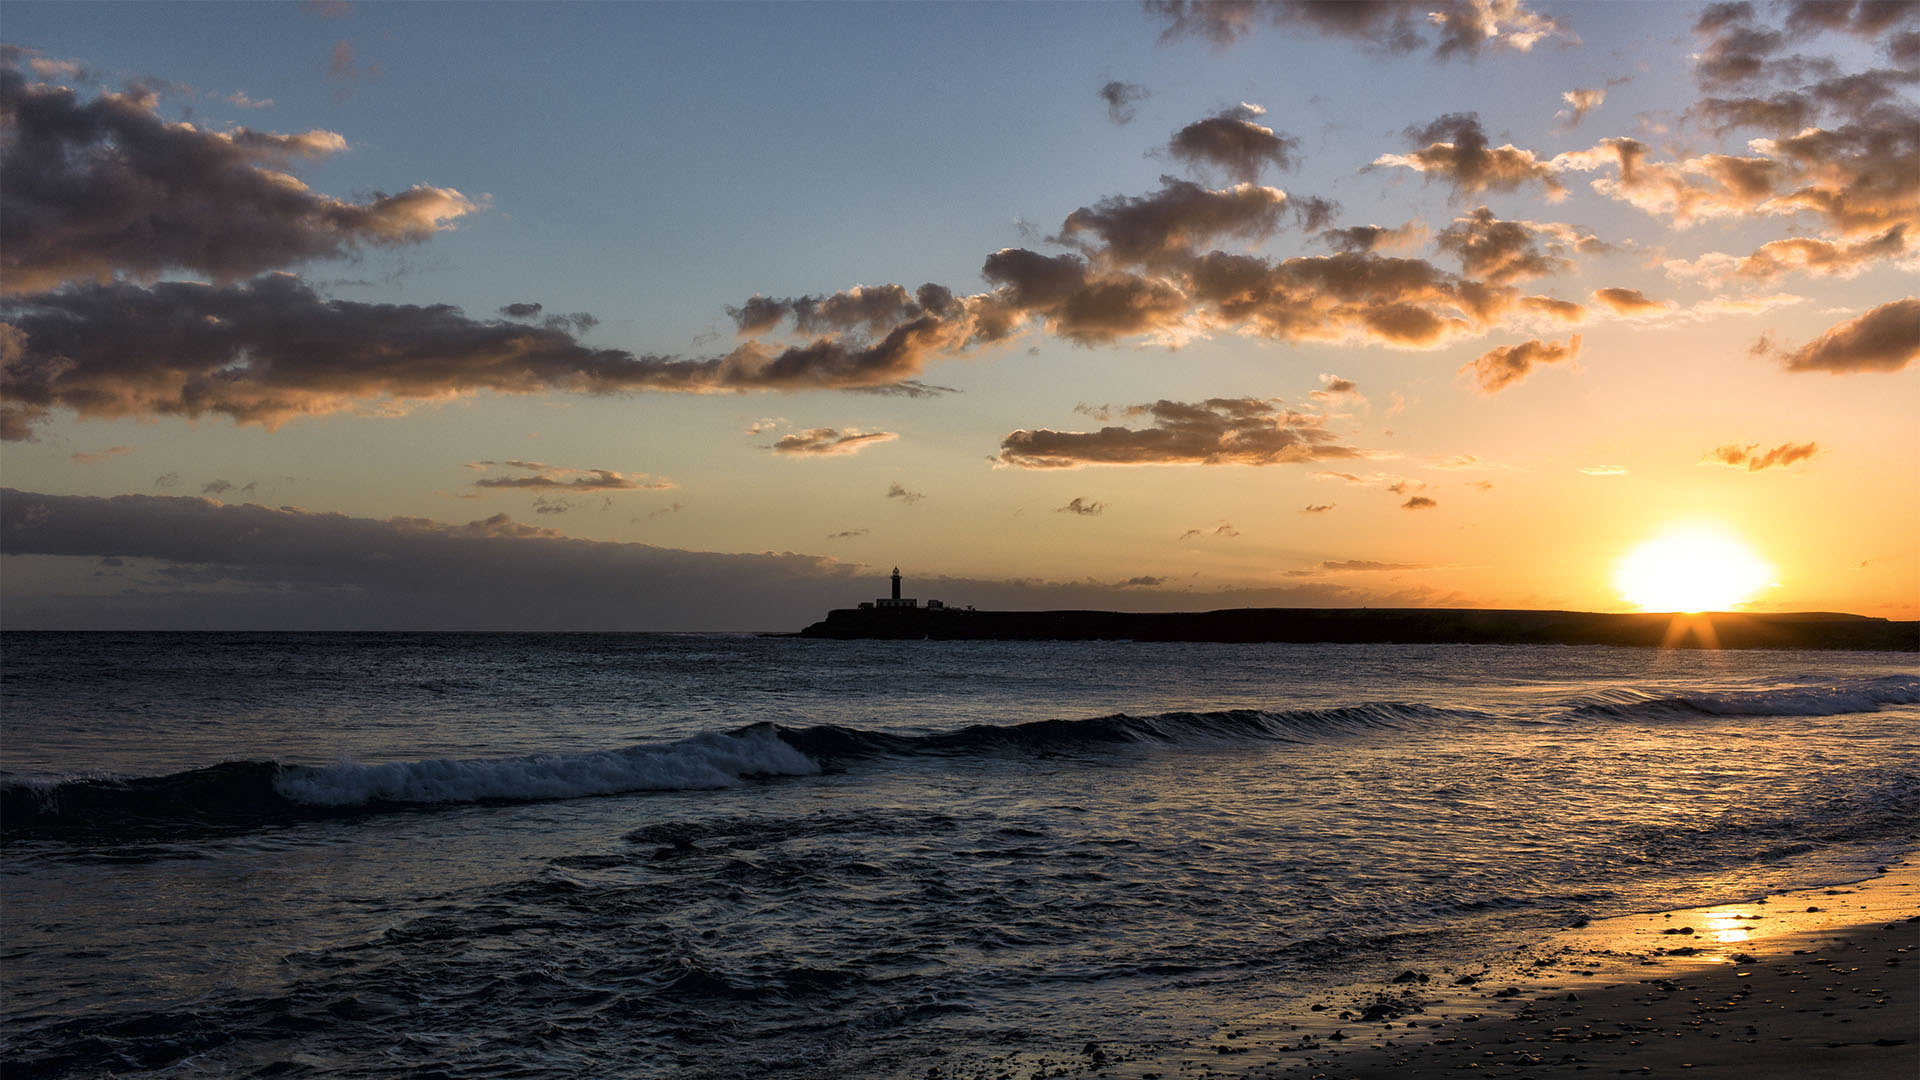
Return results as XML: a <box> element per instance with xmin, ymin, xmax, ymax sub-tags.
<box><xmin>1615</xmin><ymin>526</ymin><xmax>1774</xmax><ymax>613</ymax></box>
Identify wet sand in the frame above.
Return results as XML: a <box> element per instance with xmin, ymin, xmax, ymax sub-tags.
<box><xmin>1207</xmin><ymin>861</ymin><xmax>1920</xmax><ymax>1079</ymax></box>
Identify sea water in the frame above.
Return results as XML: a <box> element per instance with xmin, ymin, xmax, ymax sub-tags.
<box><xmin>2</xmin><ymin>632</ymin><xmax>1915</xmax><ymax>1078</ymax></box>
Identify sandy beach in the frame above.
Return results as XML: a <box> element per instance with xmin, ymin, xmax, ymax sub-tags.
<box><xmin>1161</xmin><ymin>861</ymin><xmax>1920</xmax><ymax>1079</ymax></box>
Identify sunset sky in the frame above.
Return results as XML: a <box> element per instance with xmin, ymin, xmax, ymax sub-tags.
<box><xmin>2</xmin><ymin>0</ymin><xmax>1914</xmax><ymax>630</ymax></box>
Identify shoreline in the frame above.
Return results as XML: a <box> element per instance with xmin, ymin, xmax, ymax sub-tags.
<box><xmin>1195</xmin><ymin>861</ymin><xmax>1919</xmax><ymax>1079</ymax></box>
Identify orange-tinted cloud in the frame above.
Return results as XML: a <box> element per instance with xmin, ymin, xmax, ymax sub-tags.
<box><xmin>768</xmin><ymin>427</ymin><xmax>899</xmax><ymax>456</ymax></box>
<box><xmin>1374</xmin><ymin>113</ymin><xmax>1565</xmax><ymax>199</ymax></box>
<box><xmin>0</xmin><ymin>59</ymin><xmax>473</xmax><ymax>293</ymax></box>
<box><xmin>1591</xmin><ymin>286</ymin><xmax>1672</xmax><ymax>316</ymax></box>
<box><xmin>1053</xmin><ymin>176</ymin><xmax>1289</xmax><ymax>268</ymax></box>
<box><xmin>468</xmin><ymin>460</ymin><xmax>674</xmax><ymax>492</ymax></box>
<box><xmin>1401</xmin><ymin>495</ymin><xmax>1438</xmax><ymax>510</ymax></box>
<box><xmin>1772</xmin><ymin>298</ymin><xmax>1920</xmax><ymax>373</ymax></box>
<box><xmin>1057</xmin><ymin>497</ymin><xmax>1106</xmax><ymax>516</ymax></box>
<box><xmin>1460</xmin><ymin>334</ymin><xmax>1582</xmax><ymax>392</ymax></box>
<box><xmin>1558</xmin><ymin>87</ymin><xmax>1605</xmax><ymax>128</ymax></box>
<box><xmin>997</xmin><ymin>397</ymin><xmax>1366</xmax><ymax>469</ymax></box>
<box><xmin>1436</xmin><ymin>207</ymin><xmax>1601</xmax><ymax>285</ymax></box>
<box><xmin>1700</xmin><ymin>441</ymin><xmax>1820</xmax><ymax>471</ymax></box>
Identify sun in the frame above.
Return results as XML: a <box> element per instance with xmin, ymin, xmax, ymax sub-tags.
<box><xmin>1615</xmin><ymin>526</ymin><xmax>1774</xmax><ymax>613</ymax></box>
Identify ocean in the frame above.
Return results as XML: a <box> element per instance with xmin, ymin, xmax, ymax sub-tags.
<box><xmin>2</xmin><ymin>632</ymin><xmax>1915</xmax><ymax>1078</ymax></box>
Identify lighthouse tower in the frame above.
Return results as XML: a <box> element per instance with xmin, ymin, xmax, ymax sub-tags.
<box><xmin>891</xmin><ymin>567</ymin><xmax>902</xmax><ymax>600</ymax></box>
<box><xmin>876</xmin><ymin>567</ymin><xmax>918</xmax><ymax>609</ymax></box>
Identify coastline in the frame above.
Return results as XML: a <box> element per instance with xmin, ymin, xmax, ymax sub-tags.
<box><xmin>795</xmin><ymin>607</ymin><xmax>1919</xmax><ymax>650</ymax></box>
<box><xmin>1160</xmin><ymin>861</ymin><xmax>1920</xmax><ymax>1079</ymax></box>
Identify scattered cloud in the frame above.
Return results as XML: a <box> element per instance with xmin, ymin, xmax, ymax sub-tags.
<box><xmin>1374</xmin><ymin>113</ymin><xmax>1565</xmax><ymax>199</ymax></box>
<box><xmin>1460</xmin><ymin>334</ymin><xmax>1582</xmax><ymax>393</ymax></box>
<box><xmin>1435</xmin><ymin>207</ymin><xmax>1600</xmax><ymax>284</ymax></box>
<box><xmin>1701</xmin><ymin>440</ymin><xmax>1820</xmax><ymax>471</ymax></box>
<box><xmin>0</xmin><ymin>56</ymin><xmax>473</xmax><ymax>292</ymax></box>
<box><xmin>1766</xmin><ymin>298</ymin><xmax>1919</xmax><ymax>373</ymax></box>
<box><xmin>1179</xmin><ymin>523</ymin><xmax>1239</xmax><ymax>540</ymax></box>
<box><xmin>1401</xmin><ymin>495</ymin><xmax>1438</xmax><ymax>510</ymax></box>
<box><xmin>469</xmin><ymin>460</ymin><xmax>675</xmax><ymax>492</ymax></box>
<box><xmin>826</xmin><ymin>528</ymin><xmax>868</xmax><ymax>540</ymax></box>
<box><xmin>885</xmin><ymin>482</ymin><xmax>925</xmax><ymax>505</ymax></box>
<box><xmin>1301</xmin><ymin>503</ymin><xmax>1335</xmax><ymax>514</ymax></box>
<box><xmin>1557</xmin><ymin>87</ymin><xmax>1605</xmax><ymax>128</ymax></box>
<box><xmin>202</xmin><ymin>479</ymin><xmax>235</xmax><ymax>496</ymax></box>
<box><xmin>1320</xmin><ymin>220</ymin><xmax>1427</xmax><ymax>254</ymax></box>
<box><xmin>998</xmin><ymin>397</ymin><xmax>1366</xmax><ymax>469</ymax></box>
<box><xmin>1057</xmin><ymin>497</ymin><xmax>1107</xmax><ymax>516</ymax></box>
<box><xmin>1320</xmin><ymin>559</ymin><xmax>1426</xmax><ymax>571</ymax></box>
<box><xmin>768</xmin><ymin>427</ymin><xmax>899</xmax><ymax>456</ymax></box>
<box><xmin>1578</xmin><ymin>465</ymin><xmax>1628</xmax><ymax>476</ymax></box>
<box><xmin>1166</xmin><ymin>102</ymin><xmax>1299</xmax><ymax>183</ymax></box>
<box><xmin>70</xmin><ymin>445</ymin><xmax>130</xmax><ymax>465</ymax></box>
<box><xmin>1145</xmin><ymin>0</ymin><xmax>1566</xmax><ymax>59</ymax></box>
<box><xmin>1099</xmin><ymin>80</ymin><xmax>1149</xmax><ymax>124</ymax></box>
<box><xmin>1591</xmin><ymin>287</ymin><xmax>1672</xmax><ymax>316</ymax></box>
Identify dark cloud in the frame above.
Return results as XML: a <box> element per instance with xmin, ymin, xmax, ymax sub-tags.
<box><xmin>1145</xmin><ymin>0</ymin><xmax>1564</xmax><ymax>58</ymax></box>
<box><xmin>1179</xmin><ymin>524</ymin><xmax>1239</xmax><ymax>541</ymax></box>
<box><xmin>1166</xmin><ymin>103</ymin><xmax>1299</xmax><ymax>183</ymax></box>
<box><xmin>1052</xmin><ymin>176</ymin><xmax>1289</xmax><ymax>268</ymax></box>
<box><xmin>202</xmin><ymin>479</ymin><xmax>235</xmax><ymax>496</ymax></box>
<box><xmin>0</xmin><ymin>58</ymin><xmax>474</xmax><ymax>293</ymax></box>
<box><xmin>1302</xmin><ymin>503</ymin><xmax>1335</xmax><ymax>514</ymax></box>
<box><xmin>768</xmin><ymin>427</ymin><xmax>899</xmax><ymax>456</ymax></box>
<box><xmin>1461</xmin><ymin>334</ymin><xmax>1582</xmax><ymax>392</ymax></box>
<box><xmin>1435</xmin><ymin>207</ymin><xmax>1581</xmax><ymax>284</ymax></box>
<box><xmin>1700</xmin><ymin>440</ymin><xmax>1820</xmax><ymax>471</ymax></box>
<box><xmin>1374</xmin><ymin>113</ymin><xmax>1565</xmax><ymax>199</ymax></box>
<box><xmin>1290</xmin><ymin>195</ymin><xmax>1341</xmax><ymax>233</ymax></box>
<box><xmin>885</xmin><ymin>482</ymin><xmax>924</xmax><ymax>505</ymax></box>
<box><xmin>0</xmin><ymin>276</ymin><xmax>957</xmax><ymax>440</ymax></box>
<box><xmin>1099</xmin><ymin>80</ymin><xmax>1149</xmax><ymax>124</ymax></box>
<box><xmin>998</xmin><ymin>397</ymin><xmax>1367</xmax><ymax>469</ymax></box>
<box><xmin>825</xmin><ymin>528</ymin><xmax>868</xmax><ymax>540</ymax></box>
<box><xmin>729</xmin><ymin>283</ymin><xmax>954</xmax><ymax>336</ymax></box>
<box><xmin>500</xmin><ymin>302</ymin><xmax>544</xmax><ymax>319</ymax></box>
<box><xmin>1057</xmin><ymin>497</ymin><xmax>1106</xmax><ymax>516</ymax></box>
<box><xmin>1320</xmin><ymin>221</ymin><xmax>1425</xmax><ymax>254</ymax></box>
<box><xmin>468</xmin><ymin>460</ymin><xmax>674</xmax><ymax>492</ymax></box>
<box><xmin>154</xmin><ymin>473</ymin><xmax>179</xmax><ymax>489</ymax></box>
<box><xmin>1772</xmin><ymin>298</ymin><xmax>1919</xmax><ymax>373</ymax></box>
<box><xmin>1401</xmin><ymin>495</ymin><xmax>1438</xmax><ymax>510</ymax></box>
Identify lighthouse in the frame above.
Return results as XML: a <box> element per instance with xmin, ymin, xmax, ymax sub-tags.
<box><xmin>891</xmin><ymin>567</ymin><xmax>902</xmax><ymax>601</ymax></box>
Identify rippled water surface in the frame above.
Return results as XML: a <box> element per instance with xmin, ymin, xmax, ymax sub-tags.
<box><xmin>3</xmin><ymin>632</ymin><xmax>1916</xmax><ymax>1077</ymax></box>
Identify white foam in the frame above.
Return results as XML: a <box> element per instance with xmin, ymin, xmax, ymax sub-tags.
<box><xmin>272</xmin><ymin>725</ymin><xmax>820</xmax><ymax>806</ymax></box>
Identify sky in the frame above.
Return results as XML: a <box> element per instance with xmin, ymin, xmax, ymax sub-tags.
<box><xmin>1</xmin><ymin>0</ymin><xmax>1915</xmax><ymax>631</ymax></box>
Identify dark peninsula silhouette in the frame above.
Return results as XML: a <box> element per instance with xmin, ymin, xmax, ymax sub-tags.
<box><xmin>798</xmin><ymin>603</ymin><xmax>1916</xmax><ymax>650</ymax></box>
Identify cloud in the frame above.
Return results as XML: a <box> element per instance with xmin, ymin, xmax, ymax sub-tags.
<box><xmin>1099</xmin><ymin>80</ymin><xmax>1149</xmax><ymax>124</ymax></box>
<box><xmin>224</xmin><ymin>91</ymin><xmax>273</xmax><ymax>109</ymax></box>
<box><xmin>1179</xmin><ymin>523</ymin><xmax>1239</xmax><ymax>540</ymax></box>
<box><xmin>202</xmin><ymin>479</ymin><xmax>235</xmax><ymax>496</ymax></box>
<box><xmin>885</xmin><ymin>482</ymin><xmax>924</xmax><ymax>505</ymax></box>
<box><xmin>1557</xmin><ymin>87</ymin><xmax>1605</xmax><ymax>128</ymax></box>
<box><xmin>1373</xmin><ymin>113</ymin><xmax>1565</xmax><ymax>199</ymax></box>
<box><xmin>500</xmin><ymin>302</ymin><xmax>544</xmax><ymax>319</ymax></box>
<box><xmin>70</xmin><ymin>445</ymin><xmax>130</xmax><ymax>465</ymax></box>
<box><xmin>1435</xmin><ymin>207</ymin><xmax>1596</xmax><ymax>284</ymax></box>
<box><xmin>1166</xmin><ymin>103</ymin><xmax>1299</xmax><ymax>183</ymax></box>
<box><xmin>1769</xmin><ymin>298</ymin><xmax>1919</xmax><ymax>373</ymax></box>
<box><xmin>1052</xmin><ymin>176</ymin><xmax>1289</xmax><ymax>269</ymax></box>
<box><xmin>1307</xmin><ymin>373</ymin><xmax>1361</xmax><ymax>402</ymax></box>
<box><xmin>768</xmin><ymin>427</ymin><xmax>899</xmax><ymax>456</ymax></box>
<box><xmin>997</xmin><ymin>397</ymin><xmax>1367</xmax><ymax>469</ymax></box>
<box><xmin>469</xmin><ymin>460</ymin><xmax>674</xmax><ymax>492</ymax></box>
<box><xmin>1057</xmin><ymin>497</ymin><xmax>1107</xmax><ymax>516</ymax></box>
<box><xmin>1301</xmin><ymin>503</ymin><xmax>1335</xmax><ymax>513</ymax></box>
<box><xmin>1578</xmin><ymin>464</ymin><xmax>1628</xmax><ymax>476</ymax></box>
<box><xmin>1700</xmin><ymin>440</ymin><xmax>1820</xmax><ymax>471</ymax></box>
<box><xmin>1145</xmin><ymin>0</ymin><xmax>1565</xmax><ymax>58</ymax></box>
<box><xmin>825</xmin><ymin>528</ymin><xmax>868</xmax><ymax>539</ymax></box>
<box><xmin>0</xmin><ymin>58</ymin><xmax>474</xmax><ymax>293</ymax></box>
<box><xmin>0</xmin><ymin>276</ymin><xmax>962</xmax><ymax>440</ymax></box>
<box><xmin>648</xmin><ymin>502</ymin><xmax>686</xmax><ymax>519</ymax></box>
<box><xmin>154</xmin><ymin>473</ymin><xmax>180</xmax><ymax>489</ymax></box>
<box><xmin>1460</xmin><ymin>333</ymin><xmax>1582</xmax><ymax>392</ymax></box>
<box><xmin>1320</xmin><ymin>559</ymin><xmax>1426</xmax><ymax>571</ymax></box>
<box><xmin>1591</xmin><ymin>286</ymin><xmax>1673</xmax><ymax>316</ymax></box>
<box><xmin>1320</xmin><ymin>221</ymin><xmax>1427</xmax><ymax>254</ymax></box>
<box><xmin>1401</xmin><ymin>495</ymin><xmax>1438</xmax><ymax>510</ymax></box>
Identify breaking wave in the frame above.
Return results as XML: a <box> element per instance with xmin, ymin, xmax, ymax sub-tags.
<box><xmin>1566</xmin><ymin>674</ymin><xmax>1919</xmax><ymax>721</ymax></box>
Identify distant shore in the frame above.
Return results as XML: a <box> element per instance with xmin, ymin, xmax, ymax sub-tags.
<box><xmin>794</xmin><ymin>606</ymin><xmax>1918</xmax><ymax>650</ymax></box>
